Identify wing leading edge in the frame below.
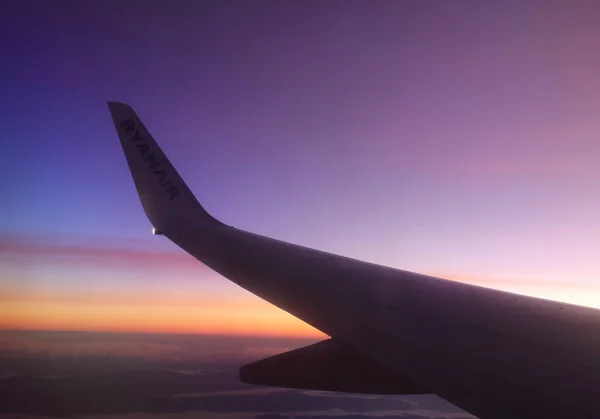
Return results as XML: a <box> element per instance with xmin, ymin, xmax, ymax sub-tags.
<box><xmin>108</xmin><ymin>102</ymin><xmax>600</xmax><ymax>419</ymax></box>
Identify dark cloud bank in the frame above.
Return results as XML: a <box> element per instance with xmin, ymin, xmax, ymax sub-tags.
<box><xmin>0</xmin><ymin>331</ymin><xmax>472</xmax><ymax>418</ymax></box>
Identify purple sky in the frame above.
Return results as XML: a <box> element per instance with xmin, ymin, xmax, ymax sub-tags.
<box><xmin>2</xmin><ymin>0</ymin><xmax>600</xmax><ymax>333</ymax></box>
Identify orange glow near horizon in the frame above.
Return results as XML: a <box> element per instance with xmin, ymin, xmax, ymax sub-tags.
<box><xmin>3</xmin><ymin>235</ymin><xmax>600</xmax><ymax>338</ymax></box>
<box><xmin>0</xmin><ymin>299</ymin><xmax>325</xmax><ymax>337</ymax></box>
<box><xmin>4</xmin><ymin>275</ymin><xmax>600</xmax><ymax>338</ymax></box>
<box><xmin>0</xmin><ymin>236</ymin><xmax>325</xmax><ymax>338</ymax></box>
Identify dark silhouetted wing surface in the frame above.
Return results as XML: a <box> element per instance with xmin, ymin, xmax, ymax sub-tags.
<box><xmin>109</xmin><ymin>102</ymin><xmax>600</xmax><ymax>419</ymax></box>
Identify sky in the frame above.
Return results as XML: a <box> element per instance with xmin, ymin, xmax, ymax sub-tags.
<box><xmin>3</xmin><ymin>0</ymin><xmax>600</xmax><ymax>335</ymax></box>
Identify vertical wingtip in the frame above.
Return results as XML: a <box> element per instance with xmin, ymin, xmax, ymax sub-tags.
<box><xmin>107</xmin><ymin>100</ymin><xmax>130</xmax><ymax>107</ymax></box>
<box><xmin>107</xmin><ymin>101</ymin><xmax>132</xmax><ymax>115</ymax></box>
<box><xmin>108</xmin><ymin>101</ymin><xmax>223</xmax><ymax>233</ymax></box>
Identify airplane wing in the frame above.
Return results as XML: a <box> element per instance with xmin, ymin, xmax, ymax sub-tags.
<box><xmin>108</xmin><ymin>101</ymin><xmax>600</xmax><ymax>419</ymax></box>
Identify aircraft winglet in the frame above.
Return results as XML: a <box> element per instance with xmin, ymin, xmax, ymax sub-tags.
<box><xmin>107</xmin><ymin>101</ymin><xmax>221</xmax><ymax>233</ymax></box>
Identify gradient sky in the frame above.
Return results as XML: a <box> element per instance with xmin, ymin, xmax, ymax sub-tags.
<box><xmin>2</xmin><ymin>0</ymin><xmax>600</xmax><ymax>335</ymax></box>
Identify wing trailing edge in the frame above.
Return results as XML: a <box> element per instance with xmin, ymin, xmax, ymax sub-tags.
<box><xmin>240</xmin><ymin>338</ymin><xmax>431</xmax><ymax>395</ymax></box>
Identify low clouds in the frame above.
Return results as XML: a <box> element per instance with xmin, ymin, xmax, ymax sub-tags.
<box><xmin>0</xmin><ymin>331</ymin><xmax>473</xmax><ymax>419</ymax></box>
<box><xmin>269</xmin><ymin>415</ymin><xmax>472</xmax><ymax>419</ymax></box>
<box><xmin>0</xmin><ymin>366</ymin><xmax>419</xmax><ymax>417</ymax></box>
<box><xmin>1</xmin><ymin>367</ymin><xmax>470</xmax><ymax>418</ymax></box>
<box><xmin>163</xmin><ymin>389</ymin><xmax>415</xmax><ymax>414</ymax></box>
<box><xmin>0</xmin><ymin>330</ymin><xmax>318</xmax><ymax>362</ymax></box>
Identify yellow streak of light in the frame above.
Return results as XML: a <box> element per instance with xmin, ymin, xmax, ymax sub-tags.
<box><xmin>0</xmin><ymin>300</ymin><xmax>324</xmax><ymax>337</ymax></box>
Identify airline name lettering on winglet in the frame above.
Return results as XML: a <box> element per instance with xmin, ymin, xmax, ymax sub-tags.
<box><xmin>121</xmin><ymin>118</ymin><xmax>180</xmax><ymax>201</ymax></box>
